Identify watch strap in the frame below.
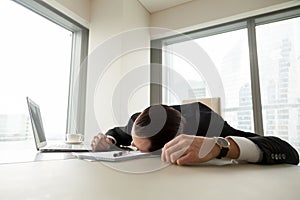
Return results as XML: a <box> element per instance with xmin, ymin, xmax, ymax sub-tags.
<box><xmin>215</xmin><ymin>137</ymin><xmax>230</xmax><ymax>159</ymax></box>
<box><xmin>216</xmin><ymin>147</ymin><xmax>229</xmax><ymax>159</ymax></box>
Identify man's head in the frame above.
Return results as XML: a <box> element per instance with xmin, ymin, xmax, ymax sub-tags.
<box><xmin>131</xmin><ymin>105</ymin><xmax>185</xmax><ymax>152</ymax></box>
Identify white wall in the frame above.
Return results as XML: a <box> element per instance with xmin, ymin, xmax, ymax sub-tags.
<box><xmin>85</xmin><ymin>0</ymin><xmax>150</xmax><ymax>141</ymax></box>
<box><xmin>43</xmin><ymin>0</ymin><xmax>90</xmax><ymax>27</ymax></box>
<box><xmin>150</xmin><ymin>0</ymin><xmax>299</xmax><ymax>38</ymax></box>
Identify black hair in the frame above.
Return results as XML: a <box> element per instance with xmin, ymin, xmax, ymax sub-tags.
<box><xmin>133</xmin><ymin>104</ymin><xmax>185</xmax><ymax>152</ymax></box>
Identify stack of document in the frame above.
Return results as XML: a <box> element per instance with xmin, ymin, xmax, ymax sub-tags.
<box><xmin>73</xmin><ymin>151</ymin><xmax>159</xmax><ymax>162</ymax></box>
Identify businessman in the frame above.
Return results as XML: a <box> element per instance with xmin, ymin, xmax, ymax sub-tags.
<box><xmin>91</xmin><ymin>102</ymin><xmax>299</xmax><ymax>165</ymax></box>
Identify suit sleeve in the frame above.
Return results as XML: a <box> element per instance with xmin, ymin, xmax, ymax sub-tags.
<box><xmin>105</xmin><ymin>112</ymin><xmax>141</xmax><ymax>146</ymax></box>
<box><xmin>247</xmin><ymin>136</ymin><xmax>299</xmax><ymax>165</ymax></box>
<box><xmin>222</xmin><ymin>122</ymin><xmax>299</xmax><ymax>165</ymax></box>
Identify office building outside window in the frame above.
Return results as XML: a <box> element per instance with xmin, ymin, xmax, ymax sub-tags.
<box><xmin>257</xmin><ymin>16</ymin><xmax>300</xmax><ymax>150</ymax></box>
<box><xmin>163</xmin><ymin>29</ymin><xmax>254</xmax><ymax>132</ymax></box>
<box><xmin>159</xmin><ymin>8</ymin><xmax>300</xmax><ymax>151</ymax></box>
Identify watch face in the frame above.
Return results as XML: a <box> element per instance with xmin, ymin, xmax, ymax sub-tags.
<box><xmin>216</xmin><ymin>137</ymin><xmax>230</xmax><ymax>147</ymax></box>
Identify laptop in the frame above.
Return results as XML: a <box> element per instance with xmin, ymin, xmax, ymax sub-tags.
<box><xmin>26</xmin><ymin>97</ymin><xmax>91</xmax><ymax>152</ymax></box>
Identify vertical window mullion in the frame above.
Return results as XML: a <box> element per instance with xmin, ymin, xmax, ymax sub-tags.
<box><xmin>247</xmin><ymin>19</ymin><xmax>264</xmax><ymax>135</ymax></box>
<box><xmin>67</xmin><ymin>30</ymin><xmax>89</xmax><ymax>134</ymax></box>
<box><xmin>150</xmin><ymin>40</ymin><xmax>163</xmax><ymax>105</ymax></box>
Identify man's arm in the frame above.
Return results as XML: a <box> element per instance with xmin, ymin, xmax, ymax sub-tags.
<box><xmin>161</xmin><ymin>134</ymin><xmax>299</xmax><ymax>165</ymax></box>
<box><xmin>105</xmin><ymin>127</ymin><xmax>132</xmax><ymax>146</ymax></box>
<box><xmin>175</xmin><ymin>102</ymin><xmax>299</xmax><ymax>165</ymax></box>
<box><xmin>227</xmin><ymin>136</ymin><xmax>263</xmax><ymax>163</ymax></box>
<box><xmin>105</xmin><ymin>112</ymin><xmax>141</xmax><ymax>146</ymax></box>
<box><xmin>223</xmin><ymin>136</ymin><xmax>299</xmax><ymax>165</ymax></box>
<box><xmin>217</xmin><ymin>120</ymin><xmax>299</xmax><ymax>165</ymax></box>
<box><xmin>247</xmin><ymin>136</ymin><xmax>299</xmax><ymax>165</ymax></box>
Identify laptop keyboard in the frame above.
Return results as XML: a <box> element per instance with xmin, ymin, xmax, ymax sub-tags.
<box><xmin>47</xmin><ymin>144</ymin><xmax>73</xmax><ymax>149</ymax></box>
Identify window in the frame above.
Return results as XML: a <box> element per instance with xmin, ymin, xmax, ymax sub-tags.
<box><xmin>256</xmin><ymin>16</ymin><xmax>300</xmax><ymax>150</ymax></box>
<box><xmin>298</xmin><ymin>109</ymin><xmax>300</xmax><ymax>134</ymax></box>
<box><xmin>163</xmin><ymin>28</ymin><xmax>254</xmax><ymax>132</ymax></box>
<box><xmin>0</xmin><ymin>0</ymin><xmax>88</xmax><ymax>150</ymax></box>
<box><xmin>154</xmin><ymin>7</ymin><xmax>300</xmax><ymax>151</ymax></box>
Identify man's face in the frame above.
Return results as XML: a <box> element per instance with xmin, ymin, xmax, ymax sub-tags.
<box><xmin>131</xmin><ymin>132</ymin><xmax>151</xmax><ymax>152</ymax></box>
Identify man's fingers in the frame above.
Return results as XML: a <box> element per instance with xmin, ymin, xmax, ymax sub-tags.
<box><xmin>91</xmin><ymin>136</ymin><xmax>99</xmax><ymax>151</ymax></box>
<box><xmin>99</xmin><ymin>137</ymin><xmax>111</xmax><ymax>149</ymax></box>
<box><xmin>91</xmin><ymin>134</ymin><xmax>111</xmax><ymax>151</ymax></box>
<box><xmin>169</xmin><ymin>146</ymin><xmax>189</xmax><ymax>163</ymax></box>
<box><xmin>162</xmin><ymin>138</ymin><xmax>179</xmax><ymax>161</ymax></box>
<box><xmin>162</xmin><ymin>139</ymin><xmax>191</xmax><ymax>163</ymax></box>
<box><xmin>162</xmin><ymin>140</ymin><xmax>182</xmax><ymax>162</ymax></box>
<box><xmin>176</xmin><ymin>152</ymin><xmax>193</xmax><ymax>166</ymax></box>
<box><xmin>163</xmin><ymin>134</ymin><xmax>183</xmax><ymax>148</ymax></box>
<box><xmin>91</xmin><ymin>141</ymin><xmax>96</xmax><ymax>151</ymax></box>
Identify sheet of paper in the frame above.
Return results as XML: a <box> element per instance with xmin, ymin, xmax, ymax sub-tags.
<box><xmin>73</xmin><ymin>151</ymin><xmax>159</xmax><ymax>162</ymax></box>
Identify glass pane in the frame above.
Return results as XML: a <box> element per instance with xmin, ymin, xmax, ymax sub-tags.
<box><xmin>0</xmin><ymin>1</ymin><xmax>72</xmax><ymax>150</ymax></box>
<box><xmin>163</xmin><ymin>29</ymin><xmax>254</xmax><ymax>132</ymax></box>
<box><xmin>257</xmin><ymin>17</ymin><xmax>300</xmax><ymax>150</ymax></box>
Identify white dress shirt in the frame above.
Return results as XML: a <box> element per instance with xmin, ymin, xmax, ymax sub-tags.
<box><xmin>227</xmin><ymin>136</ymin><xmax>263</xmax><ymax>163</ymax></box>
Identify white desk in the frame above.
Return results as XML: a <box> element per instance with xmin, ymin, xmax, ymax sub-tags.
<box><xmin>0</xmin><ymin>157</ymin><xmax>300</xmax><ymax>200</ymax></box>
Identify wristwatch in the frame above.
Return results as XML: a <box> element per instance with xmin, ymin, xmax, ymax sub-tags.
<box><xmin>215</xmin><ymin>137</ymin><xmax>230</xmax><ymax>159</ymax></box>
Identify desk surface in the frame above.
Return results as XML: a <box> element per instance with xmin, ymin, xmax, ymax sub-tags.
<box><xmin>1</xmin><ymin>157</ymin><xmax>300</xmax><ymax>200</ymax></box>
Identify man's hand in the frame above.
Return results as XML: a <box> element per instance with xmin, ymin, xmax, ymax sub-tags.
<box><xmin>162</xmin><ymin>134</ymin><xmax>220</xmax><ymax>165</ymax></box>
<box><xmin>162</xmin><ymin>134</ymin><xmax>240</xmax><ymax>165</ymax></box>
<box><xmin>91</xmin><ymin>133</ymin><xmax>113</xmax><ymax>151</ymax></box>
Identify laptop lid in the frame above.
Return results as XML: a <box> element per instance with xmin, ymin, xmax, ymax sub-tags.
<box><xmin>26</xmin><ymin>97</ymin><xmax>47</xmax><ymax>151</ymax></box>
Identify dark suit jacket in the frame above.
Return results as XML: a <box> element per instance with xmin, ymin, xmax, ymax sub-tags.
<box><xmin>106</xmin><ymin>102</ymin><xmax>299</xmax><ymax>165</ymax></box>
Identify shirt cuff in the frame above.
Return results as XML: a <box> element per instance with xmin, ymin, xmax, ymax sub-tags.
<box><xmin>226</xmin><ymin>136</ymin><xmax>263</xmax><ymax>163</ymax></box>
<box><xmin>106</xmin><ymin>135</ymin><xmax>117</xmax><ymax>145</ymax></box>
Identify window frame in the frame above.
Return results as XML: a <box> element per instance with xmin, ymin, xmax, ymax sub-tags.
<box><xmin>151</xmin><ymin>6</ymin><xmax>300</xmax><ymax>136</ymax></box>
<box><xmin>13</xmin><ymin>0</ymin><xmax>89</xmax><ymax>134</ymax></box>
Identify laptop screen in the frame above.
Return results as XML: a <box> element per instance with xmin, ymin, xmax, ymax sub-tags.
<box><xmin>26</xmin><ymin>97</ymin><xmax>47</xmax><ymax>148</ymax></box>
